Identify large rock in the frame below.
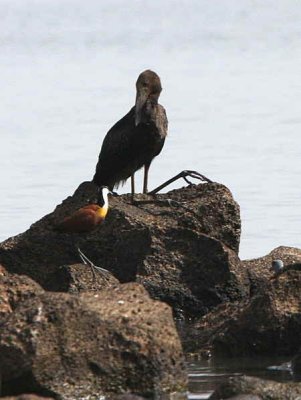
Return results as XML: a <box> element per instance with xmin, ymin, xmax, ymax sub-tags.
<box><xmin>0</xmin><ymin>181</ymin><xmax>245</xmax><ymax>317</ymax></box>
<box><xmin>292</xmin><ymin>349</ymin><xmax>301</xmax><ymax>379</ymax></box>
<box><xmin>111</xmin><ymin>395</ymin><xmax>147</xmax><ymax>400</ymax></box>
<box><xmin>242</xmin><ymin>246</ymin><xmax>301</xmax><ymax>295</ymax></box>
<box><xmin>224</xmin><ymin>396</ymin><xmax>262</xmax><ymax>400</ymax></box>
<box><xmin>209</xmin><ymin>375</ymin><xmax>301</xmax><ymax>399</ymax></box>
<box><xmin>183</xmin><ymin>246</ymin><xmax>301</xmax><ymax>356</ymax></box>
<box><xmin>0</xmin><ymin>283</ymin><xmax>187</xmax><ymax>399</ymax></box>
<box><xmin>0</xmin><ymin>273</ymin><xmax>44</xmax><ymax>323</ymax></box>
<box><xmin>47</xmin><ymin>262</ymin><xmax>119</xmax><ymax>293</ymax></box>
<box><xmin>0</xmin><ymin>396</ymin><xmax>54</xmax><ymax>400</ymax></box>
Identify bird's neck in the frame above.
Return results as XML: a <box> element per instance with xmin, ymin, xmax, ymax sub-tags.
<box><xmin>97</xmin><ymin>189</ymin><xmax>109</xmax><ymax>207</ymax></box>
<box><xmin>96</xmin><ymin>190</ymin><xmax>109</xmax><ymax>219</ymax></box>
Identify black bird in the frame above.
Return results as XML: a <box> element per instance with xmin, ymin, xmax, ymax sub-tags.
<box><xmin>93</xmin><ymin>70</ymin><xmax>168</xmax><ymax>195</ymax></box>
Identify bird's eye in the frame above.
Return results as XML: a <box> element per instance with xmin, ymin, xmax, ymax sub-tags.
<box><xmin>143</xmin><ymin>82</ymin><xmax>148</xmax><ymax>87</ymax></box>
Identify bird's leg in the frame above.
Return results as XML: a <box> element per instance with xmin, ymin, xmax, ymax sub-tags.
<box><xmin>77</xmin><ymin>247</ymin><xmax>111</xmax><ymax>280</ymax></box>
<box><xmin>131</xmin><ymin>173</ymin><xmax>135</xmax><ymax>203</ymax></box>
<box><xmin>149</xmin><ymin>170</ymin><xmax>212</xmax><ymax>194</ymax></box>
<box><xmin>78</xmin><ymin>247</ymin><xmax>97</xmax><ymax>280</ymax></box>
<box><xmin>143</xmin><ymin>163</ymin><xmax>151</xmax><ymax>194</ymax></box>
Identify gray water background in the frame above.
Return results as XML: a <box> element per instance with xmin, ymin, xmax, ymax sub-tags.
<box><xmin>1</xmin><ymin>0</ymin><xmax>301</xmax><ymax>259</ymax></box>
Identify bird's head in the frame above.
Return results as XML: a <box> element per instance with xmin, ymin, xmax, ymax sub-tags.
<box><xmin>135</xmin><ymin>70</ymin><xmax>162</xmax><ymax>126</ymax></box>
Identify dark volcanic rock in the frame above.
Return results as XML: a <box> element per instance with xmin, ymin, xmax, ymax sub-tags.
<box><xmin>0</xmin><ymin>273</ymin><xmax>44</xmax><ymax>323</ymax></box>
<box><xmin>292</xmin><ymin>350</ymin><xmax>301</xmax><ymax>380</ymax></box>
<box><xmin>184</xmin><ymin>246</ymin><xmax>301</xmax><ymax>356</ymax></box>
<box><xmin>225</xmin><ymin>396</ymin><xmax>262</xmax><ymax>400</ymax></box>
<box><xmin>0</xmin><ymin>181</ymin><xmax>244</xmax><ymax>317</ymax></box>
<box><xmin>111</xmin><ymin>395</ymin><xmax>147</xmax><ymax>400</ymax></box>
<box><xmin>0</xmin><ymin>396</ymin><xmax>54</xmax><ymax>400</ymax></box>
<box><xmin>139</xmin><ymin>233</ymin><xmax>245</xmax><ymax>318</ymax></box>
<box><xmin>47</xmin><ymin>262</ymin><xmax>119</xmax><ymax>293</ymax></box>
<box><xmin>242</xmin><ymin>246</ymin><xmax>301</xmax><ymax>294</ymax></box>
<box><xmin>209</xmin><ymin>375</ymin><xmax>301</xmax><ymax>399</ymax></box>
<box><xmin>0</xmin><ymin>263</ymin><xmax>7</xmax><ymax>275</ymax></box>
<box><xmin>0</xmin><ymin>283</ymin><xmax>187</xmax><ymax>399</ymax></box>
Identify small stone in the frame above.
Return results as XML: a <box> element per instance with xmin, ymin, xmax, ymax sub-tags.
<box><xmin>271</xmin><ymin>259</ymin><xmax>284</xmax><ymax>274</ymax></box>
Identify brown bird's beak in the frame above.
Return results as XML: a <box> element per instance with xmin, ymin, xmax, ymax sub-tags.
<box><xmin>135</xmin><ymin>88</ymin><xmax>149</xmax><ymax>126</ymax></box>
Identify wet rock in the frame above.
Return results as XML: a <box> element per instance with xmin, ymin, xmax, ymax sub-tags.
<box><xmin>0</xmin><ymin>181</ymin><xmax>245</xmax><ymax>317</ymax></box>
<box><xmin>0</xmin><ymin>283</ymin><xmax>187</xmax><ymax>399</ymax></box>
<box><xmin>0</xmin><ymin>273</ymin><xmax>44</xmax><ymax>323</ymax></box>
<box><xmin>209</xmin><ymin>375</ymin><xmax>301</xmax><ymax>399</ymax></box>
<box><xmin>183</xmin><ymin>246</ymin><xmax>301</xmax><ymax>355</ymax></box>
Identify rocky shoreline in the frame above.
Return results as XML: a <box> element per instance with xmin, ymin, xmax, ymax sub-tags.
<box><xmin>0</xmin><ymin>180</ymin><xmax>300</xmax><ymax>399</ymax></box>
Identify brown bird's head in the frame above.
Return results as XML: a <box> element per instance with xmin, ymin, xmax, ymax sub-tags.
<box><xmin>135</xmin><ymin>70</ymin><xmax>162</xmax><ymax>126</ymax></box>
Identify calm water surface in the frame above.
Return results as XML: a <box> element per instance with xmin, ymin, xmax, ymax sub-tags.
<box><xmin>187</xmin><ymin>356</ymin><xmax>294</xmax><ymax>399</ymax></box>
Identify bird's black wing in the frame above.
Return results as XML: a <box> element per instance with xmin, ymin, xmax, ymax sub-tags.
<box><xmin>93</xmin><ymin>107</ymin><xmax>138</xmax><ymax>188</ymax></box>
<box><xmin>93</xmin><ymin>103</ymin><xmax>168</xmax><ymax>189</ymax></box>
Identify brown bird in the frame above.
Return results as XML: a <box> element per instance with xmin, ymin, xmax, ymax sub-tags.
<box><xmin>56</xmin><ymin>187</ymin><xmax>111</xmax><ymax>233</ymax></box>
<box><xmin>92</xmin><ymin>70</ymin><xmax>168</xmax><ymax>196</ymax></box>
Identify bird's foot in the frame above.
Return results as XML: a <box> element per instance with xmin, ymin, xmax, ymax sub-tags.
<box><xmin>149</xmin><ymin>170</ymin><xmax>212</xmax><ymax>194</ymax></box>
<box><xmin>77</xmin><ymin>247</ymin><xmax>112</xmax><ymax>280</ymax></box>
<box><xmin>130</xmin><ymin>193</ymin><xmax>138</xmax><ymax>205</ymax></box>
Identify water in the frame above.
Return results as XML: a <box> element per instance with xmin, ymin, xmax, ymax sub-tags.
<box><xmin>1</xmin><ymin>0</ymin><xmax>301</xmax><ymax>259</ymax></box>
<box><xmin>187</xmin><ymin>356</ymin><xmax>294</xmax><ymax>399</ymax></box>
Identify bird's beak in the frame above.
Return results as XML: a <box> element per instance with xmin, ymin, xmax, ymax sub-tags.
<box><xmin>135</xmin><ymin>89</ymin><xmax>149</xmax><ymax>126</ymax></box>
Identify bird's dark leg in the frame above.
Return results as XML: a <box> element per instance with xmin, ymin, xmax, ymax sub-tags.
<box><xmin>77</xmin><ymin>247</ymin><xmax>111</xmax><ymax>280</ymax></box>
<box><xmin>149</xmin><ymin>170</ymin><xmax>212</xmax><ymax>194</ymax></box>
<box><xmin>143</xmin><ymin>162</ymin><xmax>151</xmax><ymax>194</ymax></box>
<box><xmin>131</xmin><ymin>174</ymin><xmax>135</xmax><ymax>203</ymax></box>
